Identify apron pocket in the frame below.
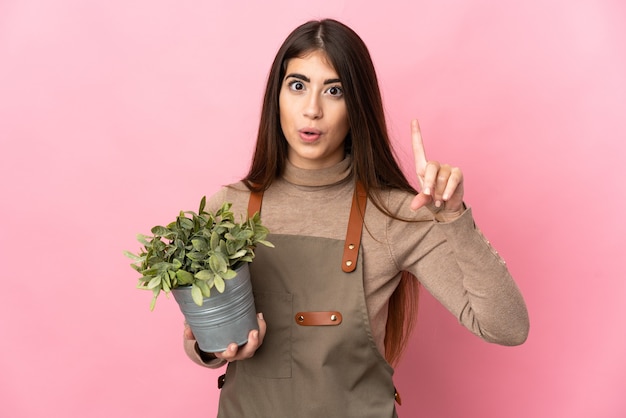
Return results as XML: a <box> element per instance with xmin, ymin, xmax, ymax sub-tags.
<box><xmin>241</xmin><ymin>290</ymin><xmax>293</xmax><ymax>379</ymax></box>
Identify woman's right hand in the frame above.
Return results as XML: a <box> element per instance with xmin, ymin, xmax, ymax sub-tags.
<box><xmin>184</xmin><ymin>312</ymin><xmax>267</xmax><ymax>362</ymax></box>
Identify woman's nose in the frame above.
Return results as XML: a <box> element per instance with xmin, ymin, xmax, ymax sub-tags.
<box><xmin>303</xmin><ymin>95</ymin><xmax>322</xmax><ymax>119</ymax></box>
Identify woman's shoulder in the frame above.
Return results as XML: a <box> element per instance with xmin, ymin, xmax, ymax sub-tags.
<box><xmin>206</xmin><ymin>181</ymin><xmax>251</xmax><ymax>216</ymax></box>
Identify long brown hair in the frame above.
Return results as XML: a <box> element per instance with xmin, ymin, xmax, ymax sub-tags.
<box><xmin>243</xmin><ymin>19</ymin><xmax>420</xmax><ymax>366</ymax></box>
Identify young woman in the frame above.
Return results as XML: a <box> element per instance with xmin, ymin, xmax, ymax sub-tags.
<box><xmin>183</xmin><ymin>19</ymin><xmax>529</xmax><ymax>417</ymax></box>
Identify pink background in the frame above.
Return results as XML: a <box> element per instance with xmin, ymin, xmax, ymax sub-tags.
<box><xmin>1</xmin><ymin>1</ymin><xmax>625</xmax><ymax>417</ymax></box>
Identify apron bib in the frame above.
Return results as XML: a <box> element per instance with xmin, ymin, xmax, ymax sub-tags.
<box><xmin>216</xmin><ymin>185</ymin><xmax>397</xmax><ymax>418</ymax></box>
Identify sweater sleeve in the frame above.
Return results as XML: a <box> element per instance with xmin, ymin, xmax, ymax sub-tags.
<box><xmin>387</xmin><ymin>192</ymin><xmax>529</xmax><ymax>346</ymax></box>
<box><xmin>183</xmin><ymin>337</ymin><xmax>228</xmax><ymax>369</ymax></box>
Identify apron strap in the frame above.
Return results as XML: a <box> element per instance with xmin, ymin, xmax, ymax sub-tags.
<box><xmin>342</xmin><ymin>181</ymin><xmax>367</xmax><ymax>273</ymax></box>
<box><xmin>247</xmin><ymin>189</ymin><xmax>263</xmax><ymax>218</ymax></box>
<box><xmin>246</xmin><ymin>181</ymin><xmax>367</xmax><ymax>273</ymax></box>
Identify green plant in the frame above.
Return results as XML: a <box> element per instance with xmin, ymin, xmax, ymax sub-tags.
<box><xmin>125</xmin><ymin>197</ymin><xmax>273</xmax><ymax>310</ymax></box>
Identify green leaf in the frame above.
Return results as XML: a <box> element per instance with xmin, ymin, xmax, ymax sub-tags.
<box><xmin>222</xmin><ymin>268</ymin><xmax>237</xmax><ymax>280</ymax></box>
<box><xmin>199</xmin><ymin>196</ymin><xmax>206</xmax><ymax>213</ymax></box>
<box><xmin>218</xmin><ymin>240</ymin><xmax>228</xmax><ymax>256</ymax></box>
<box><xmin>136</xmin><ymin>234</ymin><xmax>152</xmax><ymax>246</ymax></box>
<box><xmin>147</xmin><ymin>276</ymin><xmax>161</xmax><ymax>289</ymax></box>
<box><xmin>226</xmin><ymin>239</ymin><xmax>245</xmax><ymax>255</ymax></box>
<box><xmin>196</xmin><ymin>280</ymin><xmax>211</xmax><ymax>297</ymax></box>
<box><xmin>195</xmin><ymin>270</ymin><xmax>214</xmax><ymax>281</ymax></box>
<box><xmin>217</xmin><ymin>202</ymin><xmax>232</xmax><ymax>217</ymax></box>
<box><xmin>214</xmin><ymin>276</ymin><xmax>225</xmax><ymax>293</ymax></box>
<box><xmin>209</xmin><ymin>253</ymin><xmax>228</xmax><ymax>273</ymax></box>
<box><xmin>178</xmin><ymin>216</ymin><xmax>194</xmax><ymax>230</ymax></box>
<box><xmin>150</xmin><ymin>225</ymin><xmax>171</xmax><ymax>236</ymax></box>
<box><xmin>210</xmin><ymin>230</ymin><xmax>220</xmax><ymax>251</ymax></box>
<box><xmin>176</xmin><ymin>270</ymin><xmax>194</xmax><ymax>284</ymax></box>
<box><xmin>236</xmin><ymin>230</ymin><xmax>254</xmax><ymax>241</ymax></box>
<box><xmin>191</xmin><ymin>284</ymin><xmax>204</xmax><ymax>306</ymax></box>
<box><xmin>150</xmin><ymin>239</ymin><xmax>166</xmax><ymax>253</ymax></box>
<box><xmin>186</xmin><ymin>251</ymin><xmax>206</xmax><ymax>261</ymax></box>
<box><xmin>191</xmin><ymin>238</ymin><xmax>208</xmax><ymax>252</ymax></box>
<box><xmin>124</xmin><ymin>250</ymin><xmax>142</xmax><ymax>261</ymax></box>
<box><xmin>228</xmin><ymin>249</ymin><xmax>248</xmax><ymax>259</ymax></box>
<box><xmin>151</xmin><ymin>264</ymin><xmax>169</xmax><ymax>274</ymax></box>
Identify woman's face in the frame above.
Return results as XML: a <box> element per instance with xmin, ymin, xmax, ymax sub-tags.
<box><xmin>279</xmin><ymin>50</ymin><xmax>350</xmax><ymax>170</ymax></box>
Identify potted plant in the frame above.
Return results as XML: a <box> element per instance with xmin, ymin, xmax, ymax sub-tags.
<box><xmin>125</xmin><ymin>196</ymin><xmax>273</xmax><ymax>352</ymax></box>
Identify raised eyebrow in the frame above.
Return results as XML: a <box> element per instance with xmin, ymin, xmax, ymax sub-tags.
<box><xmin>285</xmin><ymin>73</ymin><xmax>342</xmax><ymax>85</ymax></box>
<box><xmin>285</xmin><ymin>73</ymin><xmax>310</xmax><ymax>83</ymax></box>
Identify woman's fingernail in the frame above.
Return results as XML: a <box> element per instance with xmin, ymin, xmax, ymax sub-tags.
<box><xmin>257</xmin><ymin>312</ymin><xmax>264</xmax><ymax>320</ymax></box>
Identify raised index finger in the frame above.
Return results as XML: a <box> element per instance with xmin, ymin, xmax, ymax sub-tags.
<box><xmin>411</xmin><ymin>119</ymin><xmax>428</xmax><ymax>175</ymax></box>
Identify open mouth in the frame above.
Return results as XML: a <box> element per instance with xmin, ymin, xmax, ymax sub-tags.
<box><xmin>299</xmin><ymin>129</ymin><xmax>321</xmax><ymax>142</ymax></box>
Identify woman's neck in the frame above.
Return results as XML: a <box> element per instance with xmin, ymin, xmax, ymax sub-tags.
<box><xmin>282</xmin><ymin>155</ymin><xmax>352</xmax><ymax>187</ymax></box>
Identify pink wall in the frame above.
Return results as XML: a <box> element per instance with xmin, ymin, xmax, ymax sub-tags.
<box><xmin>1</xmin><ymin>1</ymin><xmax>625</xmax><ymax>417</ymax></box>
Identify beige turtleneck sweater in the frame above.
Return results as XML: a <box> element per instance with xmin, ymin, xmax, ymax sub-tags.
<box><xmin>184</xmin><ymin>157</ymin><xmax>529</xmax><ymax>367</ymax></box>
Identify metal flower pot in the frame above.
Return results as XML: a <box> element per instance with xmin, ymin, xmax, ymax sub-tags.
<box><xmin>172</xmin><ymin>264</ymin><xmax>258</xmax><ymax>353</ymax></box>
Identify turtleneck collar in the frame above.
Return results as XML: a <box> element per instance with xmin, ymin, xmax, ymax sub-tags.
<box><xmin>282</xmin><ymin>155</ymin><xmax>353</xmax><ymax>187</ymax></box>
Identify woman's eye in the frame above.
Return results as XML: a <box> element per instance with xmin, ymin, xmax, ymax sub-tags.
<box><xmin>327</xmin><ymin>86</ymin><xmax>343</xmax><ymax>97</ymax></box>
<box><xmin>289</xmin><ymin>81</ymin><xmax>305</xmax><ymax>91</ymax></box>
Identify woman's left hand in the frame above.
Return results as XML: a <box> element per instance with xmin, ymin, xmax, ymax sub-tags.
<box><xmin>410</xmin><ymin>119</ymin><xmax>465</xmax><ymax>218</ymax></box>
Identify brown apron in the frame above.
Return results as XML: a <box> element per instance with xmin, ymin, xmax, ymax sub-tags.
<box><xmin>216</xmin><ymin>184</ymin><xmax>397</xmax><ymax>417</ymax></box>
